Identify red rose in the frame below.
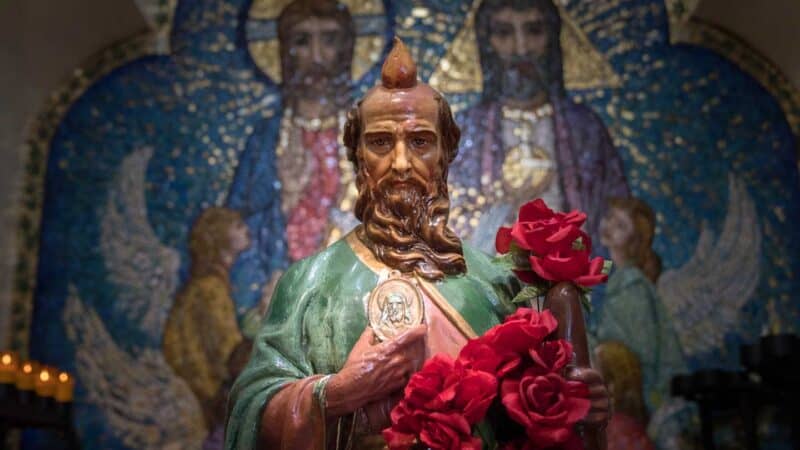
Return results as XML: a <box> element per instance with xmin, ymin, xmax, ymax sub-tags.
<box><xmin>384</xmin><ymin>354</ymin><xmax>497</xmax><ymax>450</ymax></box>
<box><xmin>485</xmin><ymin>308</ymin><xmax>558</xmax><ymax>350</ymax></box>
<box><xmin>501</xmin><ymin>370</ymin><xmax>590</xmax><ymax>450</ymax></box>
<box><xmin>384</xmin><ymin>407</ymin><xmax>484</xmax><ymax>450</ymax></box>
<box><xmin>469</xmin><ymin>308</ymin><xmax>559</xmax><ymax>379</ymax></box>
<box><xmin>529</xmin><ymin>340</ymin><xmax>573</xmax><ymax>375</ymax></box>
<box><xmin>419</xmin><ymin>412</ymin><xmax>483</xmax><ymax>450</ymax></box>
<box><xmin>496</xmin><ymin>199</ymin><xmax>587</xmax><ymax>256</ymax></box>
<box><xmin>529</xmin><ymin>230</ymin><xmax>608</xmax><ymax>287</ymax></box>
<box><xmin>457</xmin><ymin>338</ymin><xmax>521</xmax><ymax>378</ymax></box>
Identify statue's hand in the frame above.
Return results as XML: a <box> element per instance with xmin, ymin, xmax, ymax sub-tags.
<box><xmin>567</xmin><ymin>367</ymin><xmax>610</xmax><ymax>427</ymax></box>
<box><xmin>325</xmin><ymin>325</ymin><xmax>426</xmax><ymax>418</ymax></box>
<box><xmin>361</xmin><ymin>393</ymin><xmax>402</xmax><ymax>432</ymax></box>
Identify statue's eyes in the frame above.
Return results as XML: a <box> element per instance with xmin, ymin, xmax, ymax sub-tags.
<box><xmin>410</xmin><ymin>137</ymin><xmax>430</xmax><ymax>148</ymax></box>
<box><xmin>368</xmin><ymin>136</ymin><xmax>391</xmax><ymax>148</ymax></box>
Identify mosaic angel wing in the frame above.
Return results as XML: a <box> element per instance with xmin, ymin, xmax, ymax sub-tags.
<box><xmin>100</xmin><ymin>147</ymin><xmax>181</xmax><ymax>338</ymax></box>
<box><xmin>657</xmin><ymin>174</ymin><xmax>762</xmax><ymax>357</ymax></box>
<box><xmin>63</xmin><ymin>286</ymin><xmax>206</xmax><ymax>450</ymax></box>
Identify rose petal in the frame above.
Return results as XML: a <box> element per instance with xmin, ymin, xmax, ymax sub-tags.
<box><xmin>382</xmin><ymin>427</ymin><xmax>417</xmax><ymax>450</ymax></box>
<box><xmin>518</xmin><ymin>198</ymin><xmax>555</xmax><ymax>222</ymax></box>
<box><xmin>496</xmin><ymin>226</ymin><xmax>513</xmax><ymax>254</ymax></box>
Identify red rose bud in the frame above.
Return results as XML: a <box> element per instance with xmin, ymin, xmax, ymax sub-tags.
<box><xmin>496</xmin><ymin>226</ymin><xmax>513</xmax><ymax>254</ymax></box>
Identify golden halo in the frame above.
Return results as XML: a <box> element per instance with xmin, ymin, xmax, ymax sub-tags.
<box><xmin>429</xmin><ymin>1</ymin><xmax>621</xmax><ymax>94</ymax></box>
<box><xmin>246</xmin><ymin>0</ymin><xmax>386</xmax><ymax>83</ymax></box>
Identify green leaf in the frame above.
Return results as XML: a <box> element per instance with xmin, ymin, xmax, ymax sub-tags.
<box><xmin>580</xmin><ymin>292</ymin><xmax>593</xmax><ymax>313</ymax></box>
<box><xmin>572</xmin><ymin>236</ymin><xmax>586</xmax><ymax>251</ymax></box>
<box><xmin>492</xmin><ymin>253</ymin><xmax>516</xmax><ymax>270</ymax></box>
<box><xmin>474</xmin><ymin>419</ymin><xmax>497</xmax><ymax>449</ymax></box>
<box><xmin>511</xmin><ymin>285</ymin><xmax>547</xmax><ymax>304</ymax></box>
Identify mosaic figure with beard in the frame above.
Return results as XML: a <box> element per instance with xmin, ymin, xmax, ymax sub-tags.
<box><xmin>225</xmin><ymin>38</ymin><xmax>609</xmax><ymax>450</ymax></box>
<box><xmin>451</xmin><ymin>0</ymin><xmax>630</xmax><ymax>253</ymax></box>
<box><xmin>226</xmin><ymin>0</ymin><xmax>357</xmax><ymax>309</ymax></box>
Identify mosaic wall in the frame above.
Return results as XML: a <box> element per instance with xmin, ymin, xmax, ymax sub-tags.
<box><xmin>11</xmin><ymin>0</ymin><xmax>800</xmax><ymax>448</ymax></box>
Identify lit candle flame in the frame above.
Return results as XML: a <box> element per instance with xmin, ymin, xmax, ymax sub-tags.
<box><xmin>39</xmin><ymin>370</ymin><xmax>50</xmax><ymax>382</ymax></box>
<box><xmin>1</xmin><ymin>354</ymin><xmax>11</xmax><ymax>365</ymax></box>
<box><xmin>59</xmin><ymin>372</ymin><xmax>69</xmax><ymax>382</ymax></box>
<box><xmin>23</xmin><ymin>363</ymin><xmax>33</xmax><ymax>373</ymax></box>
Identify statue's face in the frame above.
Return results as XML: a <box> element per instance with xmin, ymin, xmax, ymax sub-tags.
<box><xmin>283</xmin><ymin>16</ymin><xmax>348</xmax><ymax>96</ymax></box>
<box><xmin>358</xmin><ymin>87</ymin><xmax>443</xmax><ymax>192</ymax></box>
<box><xmin>487</xmin><ymin>6</ymin><xmax>550</xmax><ymax>100</ymax></box>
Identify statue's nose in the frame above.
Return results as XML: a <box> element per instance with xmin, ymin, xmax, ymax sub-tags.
<box><xmin>391</xmin><ymin>141</ymin><xmax>411</xmax><ymax>173</ymax></box>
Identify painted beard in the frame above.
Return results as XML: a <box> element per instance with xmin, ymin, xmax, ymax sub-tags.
<box><xmin>498</xmin><ymin>56</ymin><xmax>549</xmax><ymax>102</ymax></box>
<box><xmin>283</xmin><ymin>62</ymin><xmax>349</xmax><ymax>103</ymax></box>
<box><xmin>354</xmin><ymin>168</ymin><xmax>466</xmax><ymax>281</ymax></box>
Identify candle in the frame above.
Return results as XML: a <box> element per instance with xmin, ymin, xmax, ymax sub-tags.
<box><xmin>55</xmin><ymin>371</ymin><xmax>75</xmax><ymax>403</ymax></box>
<box><xmin>0</xmin><ymin>351</ymin><xmax>18</xmax><ymax>383</ymax></box>
<box><xmin>15</xmin><ymin>361</ymin><xmax>39</xmax><ymax>390</ymax></box>
<box><xmin>35</xmin><ymin>366</ymin><xmax>57</xmax><ymax>397</ymax></box>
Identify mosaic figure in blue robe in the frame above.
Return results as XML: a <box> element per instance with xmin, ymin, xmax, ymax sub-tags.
<box><xmin>227</xmin><ymin>0</ymin><xmax>386</xmax><ymax>317</ymax></box>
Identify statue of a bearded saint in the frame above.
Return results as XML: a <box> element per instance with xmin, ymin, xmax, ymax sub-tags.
<box><xmin>225</xmin><ymin>39</ymin><xmax>609</xmax><ymax>450</ymax></box>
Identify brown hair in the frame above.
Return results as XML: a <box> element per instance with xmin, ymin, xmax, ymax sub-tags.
<box><xmin>594</xmin><ymin>341</ymin><xmax>649</xmax><ymax>425</ymax></box>
<box><xmin>188</xmin><ymin>207</ymin><xmax>242</xmax><ymax>278</ymax></box>
<box><xmin>607</xmin><ymin>197</ymin><xmax>662</xmax><ymax>283</ymax></box>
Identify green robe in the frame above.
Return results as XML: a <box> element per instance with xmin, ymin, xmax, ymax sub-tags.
<box><xmin>594</xmin><ymin>266</ymin><xmax>687</xmax><ymax>413</ymax></box>
<box><xmin>225</xmin><ymin>232</ymin><xmax>518</xmax><ymax>450</ymax></box>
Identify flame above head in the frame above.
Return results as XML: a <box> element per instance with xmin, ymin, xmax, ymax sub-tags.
<box><xmin>381</xmin><ymin>37</ymin><xmax>417</xmax><ymax>89</ymax></box>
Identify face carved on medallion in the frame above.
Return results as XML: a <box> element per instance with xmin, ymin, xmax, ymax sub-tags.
<box><xmin>381</xmin><ymin>292</ymin><xmax>413</xmax><ymax>326</ymax></box>
<box><xmin>343</xmin><ymin>38</ymin><xmax>466</xmax><ymax>281</ymax></box>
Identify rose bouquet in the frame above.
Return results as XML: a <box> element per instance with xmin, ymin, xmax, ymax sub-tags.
<box><xmin>382</xmin><ymin>199</ymin><xmax>610</xmax><ymax>449</ymax></box>
<box><xmin>383</xmin><ymin>309</ymin><xmax>590</xmax><ymax>450</ymax></box>
<box><xmin>494</xmin><ymin>198</ymin><xmax>610</xmax><ymax>308</ymax></box>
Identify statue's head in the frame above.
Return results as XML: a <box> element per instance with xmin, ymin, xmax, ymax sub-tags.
<box><xmin>343</xmin><ymin>38</ymin><xmax>466</xmax><ymax>281</ymax></box>
<box><xmin>600</xmin><ymin>197</ymin><xmax>662</xmax><ymax>282</ymax></box>
<box><xmin>475</xmin><ymin>0</ymin><xmax>565</xmax><ymax>103</ymax></box>
<box><xmin>277</xmin><ymin>0</ymin><xmax>355</xmax><ymax>105</ymax></box>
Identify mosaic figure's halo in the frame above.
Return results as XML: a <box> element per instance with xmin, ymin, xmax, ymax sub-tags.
<box><xmin>246</xmin><ymin>0</ymin><xmax>386</xmax><ymax>83</ymax></box>
<box><xmin>429</xmin><ymin>2</ymin><xmax>621</xmax><ymax>93</ymax></box>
